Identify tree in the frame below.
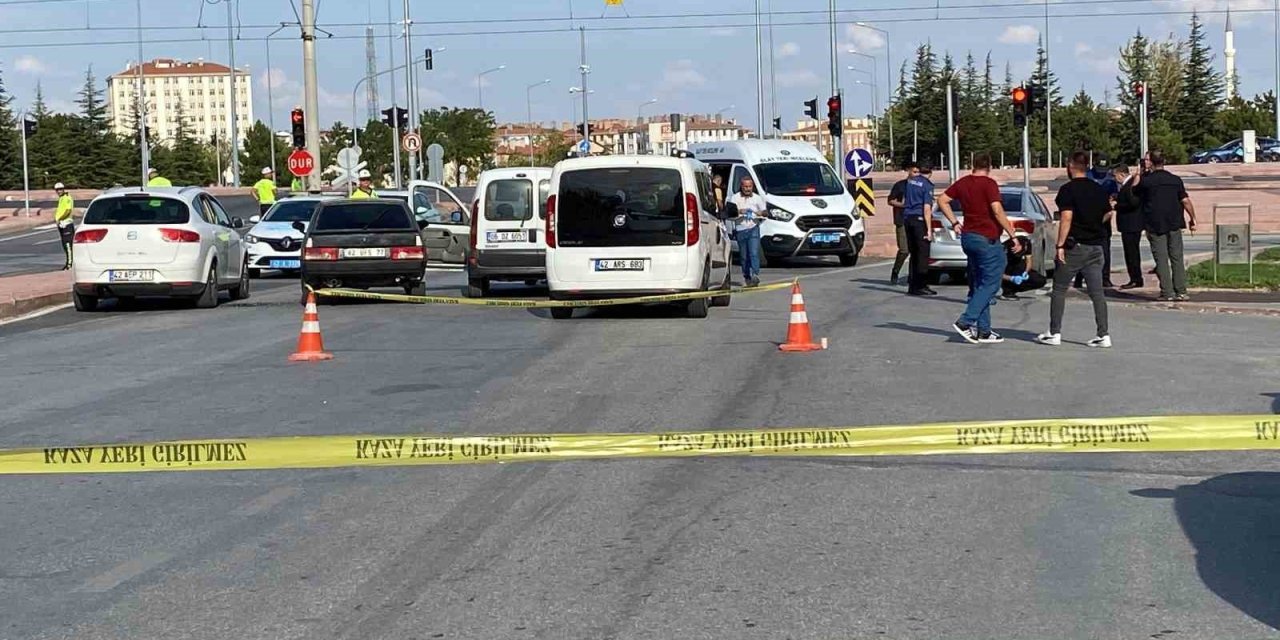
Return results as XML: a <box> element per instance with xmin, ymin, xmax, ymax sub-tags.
<box><xmin>1215</xmin><ymin>95</ymin><xmax>1275</xmax><ymax>140</ymax></box>
<box><xmin>1114</xmin><ymin>30</ymin><xmax>1153</xmax><ymax>162</ymax></box>
<box><xmin>1148</xmin><ymin>36</ymin><xmax>1185</xmax><ymax>124</ymax></box>
<box><xmin>418</xmin><ymin>107</ymin><xmax>497</xmax><ymax>183</ymax></box>
<box><xmin>74</xmin><ymin>66</ymin><xmax>132</xmax><ymax>188</ymax></box>
<box><xmin>1028</xmin><ymin>35</ymin><xmax>1062</xmax><ymax>166</ymax></box>
<box><xmin>1148</xmin><ymin>118</ymin><xmax>1188</xmax><ymax>163</ymax></box>
<box><xmin>0</xmin><ymin>63</ymin><xmax>22</xmax><ymax>190</ymax></box>
<box><xmin>899</xmin><ymin>43</ymin><xmax>943</xmax><ymax>167</ymax></box>
<box><xmin>156</xmin><ymin>100</ymin><xmax>216</xmax><ymax>186</ymax></box>
<box><xmin>238</xmin><ymin>120</ymin><xmax>288</xmax><ymax>185</ymax></box>
<box><xmin>534</xmin><ymin>129</ymin><xmax>572</xmax><ymax>166</ymax></box>
<box><xmin>957</xmin><ymin>52</ymin><xmax>998</xmax><ymax>165</ymax></box>
<box><xmin>357</xmin><ymin>120</ymin><xmax>395</xmax><ymax>183</ymax></box>
<box><xmin>1176</xmin><ymin>12</ymin><xmax>1224</xmax><ymax>152</ymax></box>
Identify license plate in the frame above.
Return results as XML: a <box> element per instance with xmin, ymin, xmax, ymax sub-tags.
<box><xmin>487</xmin><ymin>231</ymin><xmax>528</xmax><ymax>243</ymax></box>
<box><xmin>594</xmin><ymin>259</ymin><xmax>647</xmax><ymax>272</ymax></box>
<box><xmin>341</xmin><ymin>247</ymin><xmax>389</xmax><ymax>259</ymax></box>
<box><xmin>109</xmin><ymin>269</ymin><xmax>154</xmax><ymax>282</ymax></box>
<box><xmin>811</xmin><ymin>233</ymin><xmax>841</xmax><ymax>244</ymax></box>
<box><xmin>269</xmin><ymin>259</ymin><xmax>301</xmax><ymax>269</ymax></box>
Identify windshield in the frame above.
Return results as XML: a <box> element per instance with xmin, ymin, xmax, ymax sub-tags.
<box><xmin>313</xmin><ymin>202</ymin><xmax>414</xmax><ymax>231</ymax></box>
<box><xmin>751</xmin><ymin>162</ymin><xmax>844</xmax><ymax>196</ymax></box>
<box><xmin>485</xmin><ymin>179</ymin><xmax>534</xmax><ymax>222</ymax></box>
<box><xmin>83</xmin><ymin>197</ymin><xmax>190</xmax><ymax>225</ymax></box>
<box><xmin>263</xmin><ymin>200</ymin><xmax>322</xmax><ymax>223</ymax></box>
<box><xmin>557</xmin><ymin>167</ymin><xmax>685</xmax><ymax>247</ymax></box>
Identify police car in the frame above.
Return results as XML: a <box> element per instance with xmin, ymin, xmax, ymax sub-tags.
<box><xmin>243</xmin><ymin>195</ymin><xmax>337</xmax><ymax>277</ymax></box>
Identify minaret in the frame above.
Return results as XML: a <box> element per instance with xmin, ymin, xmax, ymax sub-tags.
<box><xmin>1225</xmin><ymin>6</ymin><xmax>1237</xmax><ymax>100</ymax></box>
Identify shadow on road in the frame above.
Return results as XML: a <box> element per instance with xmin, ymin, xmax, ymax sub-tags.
<box><xmin>1132</xmin><ymin>472</ymin><xmax>1280</xmax><ymax>632</ymax></box>
<box><xmin>1265</xmin><ymin>393</ymin><xmax>1280</xmax><ymax>414</ymax></box>
<box><xmin>877</xmin><ymin>321</ymin><xmax>1042</xmax><ymax>343</ymax></box>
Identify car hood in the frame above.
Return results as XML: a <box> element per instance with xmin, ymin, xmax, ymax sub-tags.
<box><xmin>765</xmin><ymin>192</ymin><xmax>855</xmax><ymax>215</ymax></box>
<box><xmin>248</xmin><ymin>221</ymin><xmax>306</xmax><ymax>238</ymax></box>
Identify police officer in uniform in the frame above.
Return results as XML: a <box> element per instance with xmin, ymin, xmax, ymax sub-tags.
<box><xmin>351</xmin><ymin>170</ymin><xmax>377</xmax><ymax>199</ymax></box>
<box><xmin>253</xmin><ymin>167</ymin><xmax>277</xmax><ymax>215</ymax></box>
<box><xmin>147</xmin><ymin>168</ymin><xmax>172</xmax><ymax>187</ymax></box>
<box><xmin>54</xmin><ymin>182</ymin><xmax>76</xmax><ymax>270</ymax></box>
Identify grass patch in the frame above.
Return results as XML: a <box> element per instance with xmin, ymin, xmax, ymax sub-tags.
<box><xmin>1187</xmin><ymin>247</ymin><xmax>1280</xmax><ymax>289</ymax></box>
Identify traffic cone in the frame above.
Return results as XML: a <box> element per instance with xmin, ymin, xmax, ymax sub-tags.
<box><xmin>779</xmin><ymin>281</ymin><xmax>826</xmax><ymax>353</ymax></box>
<box><xmin>289</xmin><ymin>291</ymin><xmax>334</xmax><ymax>362</ymax></box>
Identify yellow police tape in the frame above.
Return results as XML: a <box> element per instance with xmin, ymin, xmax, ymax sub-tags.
<box><xmin>310</xmin><ymin>279</ymin><xmax>792</xmax><ymax>307</ymax></box>
<box><xmin>4</xmin><ymin>415</ymin><xmax>1278</xmax><ymax>475</ymax></box>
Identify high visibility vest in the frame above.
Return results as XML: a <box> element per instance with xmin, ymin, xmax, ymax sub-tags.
<box><xmin>291</xmin><ymin>178</ymin><xmax>303</xmax><ymax>191</ymax></box>
<box><xmin>147</xmin><ymin>176</ymin><xmax>172</xmax><ymax>187</ymax></box>
<box><xmin>351</xmin><ymin>188</ymin><xmax>377</xmax><ymax>200</ymax></box>
<box><xmin>55</xmin><ymin>193</ymin><xmax>75</xmax><ymax>227</ymax></box>
<box><xmin>254</xmin><ymin>179</ymin><xmax>277</xmax><ymax>205</ymax></box>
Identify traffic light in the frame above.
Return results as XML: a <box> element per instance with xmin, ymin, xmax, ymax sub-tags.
<box><xmin>21</xmin><ymin>117</ymin><xmax>37</xmax><ymax>138</ymax></box>
<box><xmin>1012</xmin><ymin>86</ymin><xmax>1028</xmax><ymax>128</ymax></box>
<box><xmin>424</xmin><ymin>48</ymin><xmax>433</xmax><ymax>71</ymax></box>
<box><xmin>381</xmin><ymin>106</ymin><xmax>409</xmax><ymax>130</ymax></box>
<box><xmin>827</xmin><ymin>95</ymin><xmax>842</xmax><ymax>137</ymax></box>
<box><xmin>577</xmin><ymin>122</ymin><xmax>591</xmax><ymax>137</ymax></box>
<box><xmin>291</xmin><ymin>108</ymin><xmax>305</xmax><ymax>148</ymax></box>
<box><xmin>803</xmin><ymin>97</ymin><xmax>818</xmax><ymax>120</ymax></box>
<box><xmin>772</xmin><ymin>117</ymin><xmax>782</xmax><ymax>131</ymax></box>
<box><xmin>1132</xmin><ymin>81</ymin><xmax>1145</xmax><ymax>100</ymax></box>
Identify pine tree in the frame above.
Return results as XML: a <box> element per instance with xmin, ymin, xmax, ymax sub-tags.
<box><xmin>1028</xmin><ymin>35</ymin><xmax>1061</xmax><ymax>166</ymax></box>
<box><xmin>900</xmin><ymin>43</ymin><xmax>943</xmax><ymax>166</ymax></box>
<box><xmin>1176</xmin><ymin>11</ymin><xmax>1225</xmax><ymax>151</ymax></box>
<box><xmin>31</xmin><ymin>82</ymin><xmax>49</xmax><ymax>119</ymax></box>
<box><xmin>160</xmin><ymin>100</ymin><xmax>215</xmax><ymax>186</ymax></box>
<box><xmin>1114</xmin><ymin>30</ymin><xmax>1153</xmax><ymax>162</ymax></box>
<box><xmin>238</xmin><ymin>120</ymin><xmax>286</xmax><ymax>186</ymax></box>
<box><xmin>0</xmin><ymin>63</ymin><xmax>21</xmax><ymax>190</ymax></box>
<box><xmin>1149</xmin><ymin>36</ymin><xmax>1185</xmax><ymax>124</ymax></box>
<box><xmin>73</xmin><ymin>66</ymin><xmax>119</xmax><ymax>188</ymax></box>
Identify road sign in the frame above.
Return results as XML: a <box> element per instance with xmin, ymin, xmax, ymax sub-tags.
<box><xmin>287</xmin><ymin>149</ymin><xmax>315</xmax><ymax>177</ymax></box>
<box><xmin>402</xmin><ymin>132</ymin><xmax>422</xmax><ymax>153</ymax></box>
<box><xmin>426</xmin><ymin>143</ymin><xmax>444</xmax><ymax>183</ymax></box>
<box><xmin>577</xmin><ymin>139</ymin><xmax>591</xmax><ymax>155</ymax></box>
<box><xmin>332</xmin><ymin>147</ymin><xmax>366</xmax><ymax>186</ymax></box>
<box><xmin>852</xmin><ymin>178</ymin><xmax>875</xmax><ymax>218</ymax></box>
<box><xmin>844</xmin><ymin>148</ymin><xmax>874</xmax><ymax>178</ymax></box>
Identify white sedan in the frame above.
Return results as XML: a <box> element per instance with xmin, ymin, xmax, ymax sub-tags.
<box><xmin>244</xmin><ymin>195</ymin><xmax>336</xmax><ymax>277</ymax></box>
<box><xmin>72</xmin><ymin>186</ymin><xmax>249</xmax><ymax>311</ymax></box>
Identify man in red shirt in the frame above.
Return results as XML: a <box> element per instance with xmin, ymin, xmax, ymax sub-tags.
<box><xmin>936</xmin><ymin>153</ymin><xmax>1024</xmax><ymax>344</ymax></box>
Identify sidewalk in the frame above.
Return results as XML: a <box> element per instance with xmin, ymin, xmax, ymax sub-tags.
<box><xmin>0</xmin><ymin>271</ymin><xmax>71</xmax><ymax>320</ymax></box>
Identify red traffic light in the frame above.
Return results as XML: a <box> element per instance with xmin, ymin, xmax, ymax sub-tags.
<box><xmin>291</xmin><ymin>109</ymin><xmax>304</xmax><ymax>125</ymax></box>
<box><xmin>1132</xmin><ymin>82</ymin><xmax>1145</xmax><ymax>97</ymax></box>
<box><xmin>827</xmin><ymin>96</ymin><xmax>841</xmax><ymax>111</ymax></box>
<box><xmin>1012</xmin><ymin>87</ymin><xmax>1028</xmax><ymax>104</ymax></box>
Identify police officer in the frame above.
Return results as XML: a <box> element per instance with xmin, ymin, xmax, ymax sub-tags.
<box><xmin>54</xmin><ymin>182</ymin><xmax>75</xmax><ymax>270</ymax></box>
<box><xmin>147</xmin><ymin>168</ymin><xmax>172</xmax><ymax>187</ymax></box>
<box><xmin>351</xmin><ymin>170</ymin><xmax>377</xmax><ymax>199</ymax></box>
<box><xmin>291</xmin><ymin>176</ymin><xmax>304</xmax><ymax>192</ymax></box>
<box><xmin>253</xmin><ymin>167</ymin><xmax>277</xmax><ymax>215</ymax></box>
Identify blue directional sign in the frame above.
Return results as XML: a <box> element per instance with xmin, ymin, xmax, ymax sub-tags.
<box><xmin>844</xmin><ymin>148</ymin><xmax>875</xmax><ymax>178</ymax></box>
<box><xmin>577</xmin><ymin>139</ymin><xmax>591</xmax><ymax>154</ymax></box>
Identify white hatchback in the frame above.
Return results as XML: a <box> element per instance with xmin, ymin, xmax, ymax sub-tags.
<box><xmin>467</xmin><ymin>167</ymin><xmax>553</xmax><ymax>297</ymax></box>
<box><xmin>72</xmin><ymin>187</ymin><xmax>249</xmax><ymax>311</ymax></box>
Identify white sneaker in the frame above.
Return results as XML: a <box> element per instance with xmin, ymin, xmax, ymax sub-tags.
<box><xmin>1036</xmin><ymin>333</ymin><xmax>1061</xmax><ymax>346</ymax></box>
<box><xmin>1088</xmin><ymin>335</ymin><xmax>1112</xmax><ymax>349</ymax></box>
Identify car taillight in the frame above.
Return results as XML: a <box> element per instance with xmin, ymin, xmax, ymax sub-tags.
<box><xmin>1012</xmin><ymin>219</ymin><xmax>1035</xmax><ymax>235</ymax></box>
<box><xmin>391</xmin><ymin>246</ymin><xmax>424</xmax><ymax>260</ymax></box>
<box><xmin>73</xmin><ymin>228</ymin><xmax>108</xmax><ymax>244</ymax></box>
<box><xmin>685</xmin><ymin>192</ymin><xmax>699</xmax><ymax>246</ymax></box>
<box><xmin>159</xmin><ymin>228</ymin><xmax>200</xmax><ymax>243</ymax></box>
<box><xmin>304</xmin><ymin>247</ymin><xmax>339</xmax><ymax>261</ymax></box>
<box><xmin>469</xmin><ymin>200</ymin><xmax>480</xmax><ymax>255</ymax></box>
<box><xmin>545</xmin><ymin>194</ymin><xmax>557</xmax><ymax>248</ymax></box>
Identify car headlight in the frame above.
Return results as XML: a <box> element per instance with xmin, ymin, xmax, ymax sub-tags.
<box><xmin>850</xmin><ymin>207</ymin><xmax>862</xmax><ymax>221</ymax></box>
<box><xmin>766</xmin><ymin>205</ymin><xmax>795</xmax><ymax>222</ymax></box>
<box><xmin>245</xmin><ymin>234</ymin><xmax>259</xmax><ymax>244</ymax></box>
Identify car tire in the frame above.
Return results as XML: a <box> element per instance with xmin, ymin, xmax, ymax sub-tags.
<box><xmin>406</xmin><ymin>281</ymin><xmax>427</xmax><ymax>296</ymax></box>
<box><xmin>926</xmin><ymin>270</ymin><xmax>943</xmax><ymax>285</ymax></box>
<box><xmin>1208</xmin><ymin>156</ymin><xmax>1221</xmax><ymax>164</ymax></box>
<box><xmin>247</xmin><ymin>267</ymin><xmax>262</xmax><ymax>279</ymax></box>
<box><xmin>230</xmin><ymin>263</ymin><xmax>251</xmax><ymax>301</ymax></box>
<box><xmin>686</xmin><ymin>267</ymin><xmax>711</xmax><ymax>319</ymax></box>
<box><xmin>763</xmin><ymin>254</ymin><xmax>783</xmax><ymax>268</ymax></box>
<box><xmin>839</xmin><ymin>251</ymin><xmax>859</xmax><ymax>267</ymax></box>
<box><xmin>465</xmin><ymin>277</ymin><xmax>490</xmax><ymax>298</ymax></box>
<box><xmin>194</xmin><ymin>264</ymin><xmax>219</xmax><ymax>309</ymax></box>
<box><xmin>72</xmin><ymin>290</ymin><xmax>98</xmax><ymax>312</ymax></box>
<box><xmin>549</xmin><ymin>307</ymin><xmax>573</xmax><ymax>320</ymax></box>
<box><xmin>711</xmin><ymin>271</ymin><xmax>732</xmax><ymax>307</ymax></box>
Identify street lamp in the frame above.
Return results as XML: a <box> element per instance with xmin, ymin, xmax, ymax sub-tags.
<box><xmin>852</xmin><ymin>22</ymin><xmax>894</xmax><ymax>160</ymax></box>
<box><xmin>526</xmin><ymin>78</ymin><xmax>551</xmax><ymax>167</ymax></box>
<box><xmin>477</xmin><ymin>65</ymin><xmax>506</xmax><ymax>110</ymax></box>
<box><xmin>637</xmin><ymin>98</ymin><xmax>658</xmax><ymax>155</ymax></box>
<box><xmin>637</xmin><ymin>98</ymin><xmax>658</xmax><ymax>122</ymax></box>
<box><xmin>569</xmin><ymin>87</ymin><xmax>594</xmax><ymax>145</ymax></box>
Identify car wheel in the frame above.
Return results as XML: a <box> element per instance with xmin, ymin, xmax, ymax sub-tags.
<box><xmin>465</xmin><ymin>277</ymin><xmax>490</xmax><ymax>298</ymax></box>
<box><xmin>230</xmin><ymin>263</ymin><xmax>251</xmax><ymax>301</ymax></box>
<box><xmin>194</xmin><ymin>263</ymin><xmax>219</xmax><ymax>309</ymax></box>
<box><xmin>549</xmin><ymin>307</ymin><xmax>573</xmax><ymax>320</ymax></box>
<box><xmin>73</xmin><ymin>290</ymin><xmax>98</xmax><ymax>312</ymax></box>
<box><xmin>1208</xmin><ymin>156</ymin><xmax>1221</xmax><ymax>163</ymax></box>
<box><xmin>711</xmin><ymin>271</ymin><xmax>732</xmax><ymax>307</ymax></box>
<box><xmin>839</xmin><ymin>251</ymin><xmax>859</xmax><ymax>267</ymax></box>
<box><xmin>686</xmin><ymin>267</ymin><xmax>711</xmax><ymax>319</ymax></box>
<box><xmin>763</xmin><ymin>254</ymin><xmax>783</xmax><ymax>268</ymax></box>
<box><xmin>926</xmin><ymin>270</ymin><xmax>943</xmax><ymax>285</ymax></box>
<box><xmin>406</xmin><ymin>281</ymin><xmax>427</xmax><ymax>296</ymax></box>
<box><xmin>247</xmin><ymin>267</ymin><xmax>262</xmax><ymax>279</ymax></box>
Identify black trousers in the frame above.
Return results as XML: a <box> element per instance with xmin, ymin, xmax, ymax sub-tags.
<box><xmin>1120</xmin><ymin>231</ymin><xmax>1143</xmax><ymax>285</ymax></box>
<box><xmin>58</xmin><ymin>224</ymin><xmax>75</xmax><ymax>267</ymax></box>
<box><xmin>1075</xmin><ymin>232</ymin><xmax>1113</xmax><ymax>286</ymax></box>
<box><xmin>903</xmin><ymin>217</ymin><xmax>931</xmax><ymax>292</ymax></box>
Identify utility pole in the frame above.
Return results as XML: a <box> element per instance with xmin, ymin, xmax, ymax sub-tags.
<box><xmin>828</xmin><ymin>0</ymin><xmax>841</xmax><ymax>170</ymax></box>
<box><xmin>754</xmin><ymin>0</ymin><xmax>765</xmax><ymax>138</ymax></box>
<box><xmin>1140</xmin><ymin>81</ymin><xmax>1150</xmax><ymax>156</ymax></box>
<box><xmin>300</xmin><ymin>0</ymin><xmax>322</xmax><ymax>191</ymax></box>
<box><xmin>19</xmin><ymin>112</ymin><xmax>30</xmax><ymax>217</ymax></box>
<box><xmin>767</xmin><ymin>0</ymin><xmax>777</xmax><ymax>139</ymax></box>
<box><xmin>912</xmin><ymin>120</ymin><xmax>918</xmax><ymax>162</ymax></box>
<box><xmin>385</xmin><ymin>0</ymin><xmax>402</xmax><ymax>187</ymax></box>
<box><xmin>265</xmin><ymin>26</ymin><xmax>286</xmax><ymax>181</ymax></box>
<box><xmin>135</xmin><ymin>0</ymin><xmax>149</xmax><ymax>184</ymax></box>
<box><xmin>579</xmin><ymin>27</ymin><xmax>590</xmax><ymax>153</ymax></box>
<box><xmin>1044</xmin><ymin>0</ymin><xmax>1053</xmax><ymax>168</ymax></box>
<box><xmin>1022</xmin><ymin>125</ymin><xmax>1031</xmax><ymax>190</ymax></box>
<box><xmin>402</xmin><ymin>0</ymin><xmax>418</xmax><ymax>181</ymax></box>
<box><xmin>945</xmin><ymin>83</ymin><xmax>958</xmax><ymax>179</ymax></box>
<box><xmin>225</xmin><ymin>0</ymin><xmax>241</xmax><ymax>186</ymax></box>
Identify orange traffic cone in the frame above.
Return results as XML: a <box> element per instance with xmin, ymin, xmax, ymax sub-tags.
<box><xmin>779</xmin><ymin>281</ymin><xmax>826</xmax><ymax>352</ymax></box>
<box><xmin>289</xmin><ymin>291</ymin><xmax>334</xmax><ymax>362</ymax></box>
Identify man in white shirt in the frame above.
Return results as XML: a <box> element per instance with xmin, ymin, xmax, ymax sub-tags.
<box><xmin>727</xmin><ymin>177</ymin><xmax>768</xmax><ymax>286</ymax></box>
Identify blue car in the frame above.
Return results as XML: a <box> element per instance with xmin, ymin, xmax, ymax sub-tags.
<box><xmin>1192</xmin><ymin>137</ymin><xmax>1280</xmax><ymax>163</ymax></box>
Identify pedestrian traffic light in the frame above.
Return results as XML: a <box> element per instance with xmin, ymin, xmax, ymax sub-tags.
<box><xmin>291</xmin><ymin>108</ymin><xmax>305</xmax><ymax>148</ymax></box>
<box><xmin>827</xmin><ymin>95</ymin><xmax>842</xmax><ymax>137</ymax></box>
<box><xmin>424</xmin><ymin>48</ymin><xmax>433</xmax><ymax>71</ymax></box>
<box><xmin>772</xmin><ymin>116</ymin><xmax>782</xmax><ymax>131</ymax></box>
<box><xmin>803</xmin><ymin>97</ymin><xmax>818</xmax><ymax>120</ymax></box>
<box><xmin>21</xmin><ymin>117</ymin><xmax>37</xmax><ymax>138</ymax></box>
<box><xmin>1012</xmin><ymin>86</ymin><xmax>1028</xmax><ymax>128</ymax></box>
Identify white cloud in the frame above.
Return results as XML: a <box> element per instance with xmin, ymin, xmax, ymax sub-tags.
<box><xmin>777</xmin><ymin>42</ymin><xmax>800</xmax><ymax>58</ymax></box>
<box><xmin>259</xmin><ymin>67</ymin><xmax>344</xmax><ymax>112</ymax></box>
<box><xmin>658</xmin><ymin>59</ymin><xmax>706</xmax><ymax>93</ymax></box>
<box><xmin>1072</xmin><ymin>42</ymin><xmax>1118</xmax><ymax>76</ymax></box>
<box><xmin>14</xmin><ymin>55</ymin><xmax>46</xmax><ymax>75</ymax></box>
<box><xmin>998</xmin><ymin>25</ymin><xmax>1040</xmax><ymax>45</ymax></box>
<box><xmin>775</xmin><ymin>68</ymin><xmax>821</xmax><ymax>88</ymax></box>
<box><xmin>844</xmin><ymin>25</ymin><xmax>886</xmax><ymax>52</ymax></box>
<box><xmin>1074</xmin><ymin>42</ymin><xmax>1092</xmax><ymax>57</ymax></box>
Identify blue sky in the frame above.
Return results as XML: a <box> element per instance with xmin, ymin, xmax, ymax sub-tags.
<box><xmin>0</xmin><ymin>0</ymin><xmax>1270</xmax><ymax>132</ymax></box>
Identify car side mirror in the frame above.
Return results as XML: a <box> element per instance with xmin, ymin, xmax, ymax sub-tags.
<box><xmin>451</xmin><ymin>211</ymin><xmax>463</xmax><ymax>224</ymax></box>
<box><xmin>248</xmin><ymin>215</ymin><xmax>261</xmax><ymax>224</ymax></box>
<box><xmin>416</xmin><ymin>206</ymin><xmax>430</xmax><ymax>215</ymax></box>
<box><xmin>291</xmin><ymin>221</ymin><xmax>307</xmax><ymax>233</ymax></box>
<box><xmin>231</xmin><ymin>217</ymin><xmax>244</xmax><ymax>229</ymax></box>
<box><xmin>722</xmin><ymin>202</ymin><xmax>739</xmax><ymax>220</ymax></box>
<box><xmin>418</xmin><ymin>219</ymin><xmax>430</xmax><ymax>229</ymax></box>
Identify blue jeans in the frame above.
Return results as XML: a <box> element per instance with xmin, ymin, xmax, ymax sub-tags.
<box><xmin>736</xmin><ymin>225</ymin><xmax>762</xmax><ymax>280</ymax></box>
<box><xmin>958</xmin><ymin>233</ymin><xmax>1007</xmax><ymax>333</ymax></box>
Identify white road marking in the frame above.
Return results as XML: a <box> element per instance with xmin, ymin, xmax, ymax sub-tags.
<box><xmin>0</xmin><ymin>303</ymin><xmax>73</xmax><ymax>326</ymax></box>
<box><xmin>33</xmin><ymin>238</ymin><xmax>62</xmax><ymax>245</ymax></box>
<box><xmin>75</xmin><ymin>551</ymin><xmax>173</xmax><ymax>593</ymax></box>
<box><xmin>0</xmin><ymin>228</ymin><xmax>57</xmax><ymax>243</ymax></box>
<box><xmin>230</xmin><ymin>486</ymin><xmax>299</xmax><ymax>517</ymax></box>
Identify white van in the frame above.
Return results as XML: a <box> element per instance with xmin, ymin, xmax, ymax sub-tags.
<box><xmin>545</xmin><ymin>154</ymin><xmax>732</xmax><ymax>320</ymax></box>
<box><xmin>688</xmin><ymin>140</ymin><xmax>864</xmax><ymax>266</ymax></box>
<box><xmin>466</xmin><ymin>167</ymin><xmax>553</xmax><ymax>297</ymax></box>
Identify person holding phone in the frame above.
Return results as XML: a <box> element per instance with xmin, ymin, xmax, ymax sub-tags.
<box><xmin>1136</xmin><ymin>150</ymin><xmax>1197</xmax><ymax>301</ymax></box>
<box><xmin>727</xmin><ymin>176</ymin><xmax>767</xmax><ymax>287</ymax></box>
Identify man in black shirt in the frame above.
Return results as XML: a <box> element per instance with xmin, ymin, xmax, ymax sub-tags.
<box><xmin>1037</xmin><ymin>151</ymin><xmax>1111</xmax><ymax>348</ymax></box>
<box><xmin>886</xmin><ymin>162</ymin><xmax>919</xmax><ymax>285</ymax></box>
<box><xmin>1000</xmin><ymin>238</ymin><xmax>1047</xmax><ymax>300</ymax></box>
<box><xmin>1111</xmin><ymin>164</ymin><xmax>1145</xmax><ymax>289</ymax></box>
<box><xmin>1135</xmin><ymin>150</ymin><xmax>1198</xmax><ymax>301</ymax></box>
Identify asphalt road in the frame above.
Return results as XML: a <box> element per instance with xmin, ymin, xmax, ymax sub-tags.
<box><xmin>1</xmin><ymin>258</ymin><xmax>1278</xmax><ymax>639</ymax></box>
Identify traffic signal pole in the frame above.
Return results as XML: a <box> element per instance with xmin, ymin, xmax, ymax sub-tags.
<box><xmin>300</xmin><ymin>0</ymin><xmax>322</xmax><ymax>192</ymax></box>
<box><xmin>1139</xmin><ymin>81</ymin><xmax>1149</xmax><ymax>157</ymax></box>
<box><xmin>1022</xmin><ymin>126</ymin><xmax>1031</xmax><ymax>190</ymax></box>
<box><xmin>19</xmin><ymin>112</ymin><xmax>30</xmax><ymax>218</ymax></box>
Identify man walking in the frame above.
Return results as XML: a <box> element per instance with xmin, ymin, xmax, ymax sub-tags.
<box><xmin>1112</xmin><ymin>164</ymin><xmax>1145</xmax><ymax>289</ymax></box>
<box><xmin>887</xmin><ymin>162</ymin><xmax>919</xmax><ymax>286</ymax></box>
<box><xmin>727</xmin><ymin>176</ymin><xmax>767</xmax><ymax>287</ymax></box>
<box><xmin>1037</xmin><ymin>152</ymin><xmax>1112</xmax><ymax>348</ymax></box>
<box><xmin>53</xmin><ymin>182</ymin><xmax>75</xmax><ymax>271</ymax></box>
<box><xmin>937</xmin><ymin>153</ymin><xmax>1023</xmax><ymax>344</ymax></box>
<box><xmin>252</xmin><ymin>168</ymin><xmax>278</xmax><ymax>216</ymax></box>
<box><xmin>901</xmin><ymin>164</ymin><xmax>936</xmax><ymax>296</ymax></box>
<box><xmin>1136</xmin><ymin>150</ymin><xmax>1196</xmax><ymax>301</ymax></box>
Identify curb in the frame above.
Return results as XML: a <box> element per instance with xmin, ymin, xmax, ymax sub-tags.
<box><xmin>0</xmin><ymin>291</ymin><xmax>72</xmax><ymax>320</ymax></box>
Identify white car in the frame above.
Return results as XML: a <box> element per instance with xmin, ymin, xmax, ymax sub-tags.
<box><xmin>927</xmin><ymin>185</ymin><xmax>1058</xmax><ymax>283</ymax></box>
<box><xmin>467</xmin><ymin>167</ymin><xmax>553</xmax><ymax>297</ymax></box>
<box><xmin>545</xmin><ymin>153</ymin><xmax>733</xmax><ymax>320</ymax></box>
<box><xmin>72</xmin><ymin>186</ymin><xmax>249</xmax><ymax>311</ymax></box>
<box><xmin>244</xmin><ymin>195</ymin><xmax>336</xmax><ymax>277</ymax></box>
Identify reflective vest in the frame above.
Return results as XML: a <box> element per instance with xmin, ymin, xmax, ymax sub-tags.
<box><xmin>351</xmin><ymin>188</ymin><xmax>377</xmax><ymax>200</ymax></box>
<box><xmin>253</xmin><ymin>178</ymin><xmax>277</xmax><ymax>205</ymax></box>
<box><xmin>55</xmin><ymin>193</ymin><xmax>75</xmax><ymax>227</ymax></box>
<box><xmin>291</xmin><ymin>178</ymin><xmax>303</xmax><ymax>191</ymax></box>
<box><xmin>147</xmin><ymin>176</ymin><xmax>172</xmax><ymax>187</ymax></box>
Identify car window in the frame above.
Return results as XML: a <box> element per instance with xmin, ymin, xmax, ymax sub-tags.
<box><xmin>484</xmin><ymin>179</ymin><xmax>533</xmax><ymax>222</ymax></box>
<box><xmin>314</xmin><ymin>202</ymin><xmax>415</xmax><ymax>231</ymax></box>
<box><xmin>729</xmin><ymin>165</ymin><xmax>752</xmax><ymax>195</ymax></box>
<box><xmin>752</xmin><ymin>162</ymin><xmax>844</xmax><ymax>196</ymax></box>
<box><xmin>696</xmin><ymin>172</ymin><xmax>717</xmax><ymax>215</ymax></box>
<box><xmin>538</xmin><ymin>179</ymin><xmax>550</xmax><ymax>219</ymax></box>
<box><xmin>264</xmin><ymin>200</ymin><xmax>322</xmax><ymax>222</ymax></box>
<box><xmin>193</xmin><ymin>197</ymin><xmax>217</xmax><ymax>224</ymax></box>
<box><xmin>83</xmin><ymin>197</ymin><xmax>191</xmax><ymax>225</ymax></box>
<box><xmin>412</xmin><ymin>185</ymin><xmax>469</xmax><ymax>225</ymax></box>
<box><xmin>206</xmin><ymin>197</ymin><xmax>233</xmax><ymax>226</ymax></box>
<box><xmin>1000</xmin><ymin>193</ymin><xmax>1023</xmax><ymax>213</ymax></box>
<box><xmin>557</xmin><ymin>167</ymin><xmax>685</xmax><ymax>247</ymax></box>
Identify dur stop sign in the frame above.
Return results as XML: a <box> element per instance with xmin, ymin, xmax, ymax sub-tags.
<box><xmin>288</xmin><ymin>149</ymin><xmax>315</xmax><ymax>177</ymax></box>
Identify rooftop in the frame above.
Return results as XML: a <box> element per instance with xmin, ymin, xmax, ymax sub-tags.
<box><xmin>110</xmin><ymin>58</ymin><xmax>246</xmax><ymax>79</ymax></box>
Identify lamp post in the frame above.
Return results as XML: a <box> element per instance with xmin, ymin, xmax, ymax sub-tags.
<box><xmin>526</xmin><ymin>78</ymin><xmax>551</xmax><ymax>166</ymax></box>
<box><xmin>853</xmin><ymin>22</ymin><xmax>893</xmax><ymax>161</ymax></box>
<box><xmin>570</xmin><ymin>86</ymin><xmax>593</xmax><ymax>149</ymax></box>
<box><xmin>477</xmin><ymin>65</ymin><xmax>506</xmax><ymax>110</ymax></box>
<box><xmin>637</xmin><ymin>98</ymin><xmax>658</xmax><ymax>154</ymax></box>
